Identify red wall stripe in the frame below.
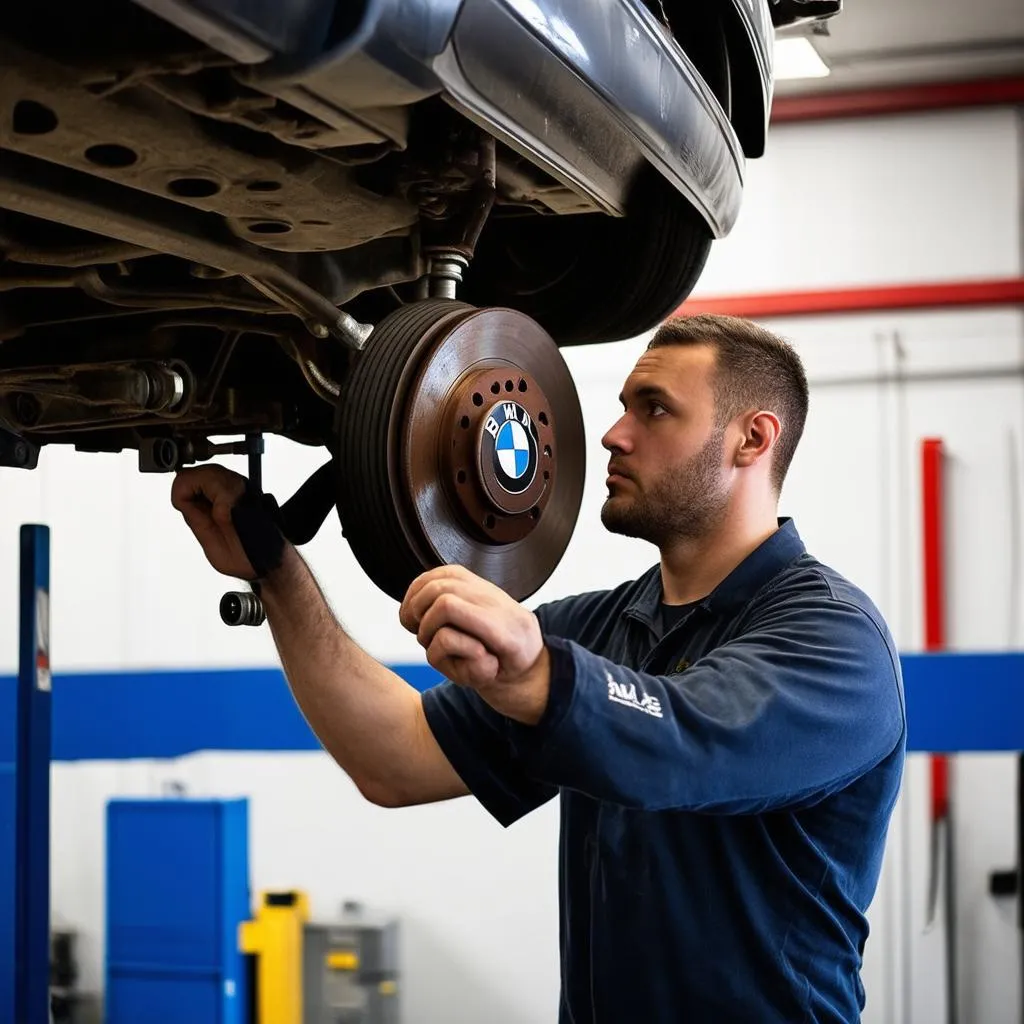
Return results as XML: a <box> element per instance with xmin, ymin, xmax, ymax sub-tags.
<box><xmin>677</xmin><ymin>278</ymin><xmax>1024</xmax><ymax>320</ymax></box>
<box><xmin>680</xmin><ymin>79</ymin><xmax>1024</xmax><ymax>323</ymax></box>
<box><xmin>772</xmin><ymin>75</ymin><xmax>1024</xmax><ymax>125</ymax></box>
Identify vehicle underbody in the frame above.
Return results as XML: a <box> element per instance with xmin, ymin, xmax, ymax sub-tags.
<box><xmin>0</xmin><ymin>0</ymin><xmax>792</xmax><ymax>598</ymax></box>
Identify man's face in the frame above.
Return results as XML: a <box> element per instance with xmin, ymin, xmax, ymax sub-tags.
<box><xmin>600</xmin><ymin>344</ymin><xmax>730</xmax><ymax>546</ymax></box>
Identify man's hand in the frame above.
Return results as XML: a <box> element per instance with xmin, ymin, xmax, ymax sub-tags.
<box><xmin>399</xmin><ymin>565</ymin><xmax>551</xmax><ymax>726</ymax></box>
<box><xmin>171</xmin><ymin>465</ymin><xmax>257</xmax><ymax>579</ymax></box>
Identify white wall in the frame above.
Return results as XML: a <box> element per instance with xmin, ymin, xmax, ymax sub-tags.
<box><xmin>2</xmin><ymin>106</ymin><xmax>1022</xmax><ymax>1023</ymax></box>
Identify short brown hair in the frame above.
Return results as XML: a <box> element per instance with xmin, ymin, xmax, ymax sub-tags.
<box><xmin>648</xmin><ymin>313</ymin><xmax>809</xmax><ymax>492</ymax></box>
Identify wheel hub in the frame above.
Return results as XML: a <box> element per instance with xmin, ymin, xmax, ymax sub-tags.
<box><xmin>437</xmin><ymin>367</ymin><xmax>556</xmax><ymax>543</ymax></box>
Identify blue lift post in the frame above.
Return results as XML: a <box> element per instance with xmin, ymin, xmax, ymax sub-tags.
<box><xmin>16</xmin><ymin>525</ymin><xmax>52</xmax><ymax>1024</ymax></box>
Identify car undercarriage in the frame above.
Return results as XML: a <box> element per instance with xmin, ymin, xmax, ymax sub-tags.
<box><xmin>0</xmin><ymin>0</ymin><xmax>786</xmax><ymax>599</ymax></box>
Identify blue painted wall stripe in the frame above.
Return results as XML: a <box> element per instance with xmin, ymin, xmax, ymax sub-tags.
<box><xmin>900</xmin><ymin>652</ymin><xmax>1024</xmax><ymax>752</ymax></box>
<box><xmin>0</xmin><ymin>653</ymin><xmax>1020</xmax><ymax>761</ymax></box>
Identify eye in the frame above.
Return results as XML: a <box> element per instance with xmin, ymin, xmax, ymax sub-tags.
<box><xmin>649</xmin><ymin>401</ymin><xmax>668</xmax><ymax>417</ymax></box>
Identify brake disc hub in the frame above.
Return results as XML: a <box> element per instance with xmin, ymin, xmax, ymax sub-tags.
<box><xmin>437</xmin><ymin>367</ymin><xmax>556</xmax><ymax>543</ymax></box>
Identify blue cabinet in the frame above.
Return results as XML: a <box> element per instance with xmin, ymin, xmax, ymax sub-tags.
<box><xmin>0</xmin><ymin>762</ymin><xmax>14</xmax><ymax>1022</ymax></box>
<box><xmin>105</xmin><ymin>798</ymin><xmax>250</xmax><ymax>1024</ymax></box>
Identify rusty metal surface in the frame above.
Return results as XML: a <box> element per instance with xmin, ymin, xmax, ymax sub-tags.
<box><xmin>334</xmin><ymin>299</ymin><xmax>584</xmax><ymax>601</ymax></box>
<box><xmin>0</xmin><ymin>38</ymin><xmax>417</xmax><ymax>254</ymax></box>
<box><xmin>0</xmin><ymin>150</ymin><xmax>368</xmax><ymax>347</ymax></box>
<box><xmin>414</xmin><ymin>364</ymin><xmax>555</xmax><ymax>543</ymax></box>
<box><xmin>398</xmin><ymin>306</ymin><xmax>584</xmax><ymax>600</ymax></box>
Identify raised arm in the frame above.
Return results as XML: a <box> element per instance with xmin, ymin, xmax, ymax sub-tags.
<box><xmin>403</xmin><ymin>566</ymin><xmax>906</xmax><ymax>813</ymax></box>
<box><xmin>171</xmin><ymin>465</ymin><xmax>468</xmax><ymax>809</ymax></box>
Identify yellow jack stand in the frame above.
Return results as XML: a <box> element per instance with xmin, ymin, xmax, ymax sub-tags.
<box><xmin>239</xmin><ymin>890</ymin><xmax>310</xmax><ymax>1024</ymax></box>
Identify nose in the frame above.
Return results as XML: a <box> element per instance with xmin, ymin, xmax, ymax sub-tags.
<box><xmin>602</xmin><ymin>412</ymin><xmax>633</xmax><ymax>455</ymax></box>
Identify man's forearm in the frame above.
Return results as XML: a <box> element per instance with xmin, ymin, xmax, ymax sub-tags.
<box><xmin>258</xmin><ymin>546</ymin><xmax>459</xmax><ymax>805</ymax></box>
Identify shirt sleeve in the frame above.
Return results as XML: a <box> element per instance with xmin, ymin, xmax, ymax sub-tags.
<box><xmin>507</xmin><ymin>586</ymin><xmax>906</xmax><ymax>814</ymax></box>
<box><xmin>421</xmin><ymin>682</ymin><xmax>558</xmax><ymax>827</ymax></box>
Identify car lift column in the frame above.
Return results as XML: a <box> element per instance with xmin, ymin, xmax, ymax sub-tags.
<box><xmin>1</xmin><ymin>525</ymin><xmax>53</xmax><ymax>1024</ymax></box>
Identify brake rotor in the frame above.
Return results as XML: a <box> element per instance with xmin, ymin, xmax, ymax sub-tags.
<box><xmin>334</xmin><ymin>299</ymin><xmax>585</xmax><ymax>603</ymax></box>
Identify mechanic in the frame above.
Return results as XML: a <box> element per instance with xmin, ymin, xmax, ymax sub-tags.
<box><xmin>172</xmin><ymin>313</ymin><xmax>906</xmax><ymax>1023</ymax></box>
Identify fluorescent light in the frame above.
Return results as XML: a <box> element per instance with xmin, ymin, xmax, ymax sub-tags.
<box><xmin>773</xmin><ymin>36</ymin><xmax>830</xmax><ymax>80</ymax></box>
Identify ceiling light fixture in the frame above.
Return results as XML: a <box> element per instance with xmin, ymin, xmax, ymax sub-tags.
<box><xmin>773</xmin><ymin>36</ymin><xmax>831</xmax><ymax>80</ymax></box>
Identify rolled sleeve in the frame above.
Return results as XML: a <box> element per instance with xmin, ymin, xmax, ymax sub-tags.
<box><xmin>422</xmin><ymin>681</ymin><xmax>557</xmax><ymax>827</ymax></box>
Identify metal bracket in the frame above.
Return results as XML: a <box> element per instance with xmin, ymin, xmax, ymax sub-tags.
<box><xmin>0</xmin><ymin>427</ymin><xmax>39</xmax><ymax>470</ymax></box>
<box><xmin>138</xmin><ymin>437</ymin><xmax>182</xmax><ymax>473</ymax></box>
<box><xmin>139</xmin><ymin>433</ymin><xmax>272</xmax><ymax>474</ymax></box>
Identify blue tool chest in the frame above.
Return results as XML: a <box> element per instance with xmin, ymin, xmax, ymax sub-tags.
<box><xmin>105</xmin><ymin>798</ymin><xmax>250</xmax><ymax>1024</ymax></box>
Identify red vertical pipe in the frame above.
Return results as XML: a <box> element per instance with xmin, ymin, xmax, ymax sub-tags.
<box><xmin>922</xmin><ymin>438</ymin><xmax>946</xmax><ymax>650</ymax></box>
<box><xmin>922</xmin><ymin>438</ymin><xmax>949</xmax><ymax>818</ymax></box>
<box><xmin>922</xmin><ymin>437</ymin><xmax>958</xmax><ymax>1022</ymax></box>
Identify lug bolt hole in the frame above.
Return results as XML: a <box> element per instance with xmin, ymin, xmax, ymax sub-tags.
<box><xmin>13</xmin><ymin>100</ymin><xmax>58</xmax><ymax>135</ymax></box>
<box><xmin>530</xmin><ymin>507</ymin><xmax>540</xmax><ymax>520</ymax></box>
<box><xmin>472</xmin><ymin>393</ymin><xmax>483</xmax><ymax>407</ymax></box>
<box><xmin>543</xmin><ymin>445</ymin><xmax>552</xmax><ymax>457</ymax></box>
<box><xmin>168</xmin><ymin>176</ymin><xmax>220</xmax><ymax>198</ymax></box>
<box><xmin>491</xmin><ymin>382</ymin><xmax>501</xmax><ymax>394</ymax></box>
<box><xmin>518</xmin><ymin>379</ymin><xmax>528</xmax><ymax>392</ymax></box>
<box><xmin>538</xmin><ymin>411</ymin><xmax>549</xmax><ymax>426</ymax></box>
<box><xmin>457</xmin><ymin>470</ymin><xmax>467</xmax><ymax>484</ymax></box>
<box><xmin>485</xmin><ymin>514</ymin><xmax>496</xmax><ymax>530</ymax></box>
<box><xmin>504</xmin><ymin>380</ymin><xmax>514</xmax><ymax>391</ymax></box>
<box><xmin>543</xmin><ymin>470</ymin><xmax>550</xmax><ymax>481</ymax></box>
<box><xmin>85</xmin><ymin>143</ymin><xmax>138</xmax><ymax>167</ymax></box>
<box><xmin>460</xmin><ymin>415</ymin><xmax>470</xmax><ymax>429</ymax></box>
<box><xmin>248</xmin><ymin>220</ymin><xmax>292</xmax><ymax>234</ymax></box>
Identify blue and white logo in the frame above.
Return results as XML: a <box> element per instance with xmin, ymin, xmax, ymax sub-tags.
<box><xmin>481</xmin><ymin>401</ymin><xmax>538</xmax><ymax>494</ymax></box>
<box><xmin>495</xmin><ymin>419</ymin><xmax>531</xmax><ymax>480</ymax></box>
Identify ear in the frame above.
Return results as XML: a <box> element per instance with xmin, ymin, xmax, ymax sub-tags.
<box><xmin>734</xmin><ymin>410</ymin><xmax>780</xmax><ymax>469</ymax></box>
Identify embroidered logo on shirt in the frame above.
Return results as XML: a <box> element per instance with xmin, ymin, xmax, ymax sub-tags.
<box><xmin>606</xmin><ymin>671</ymin><xmax>663</xmax><ymax>718</ymax></box>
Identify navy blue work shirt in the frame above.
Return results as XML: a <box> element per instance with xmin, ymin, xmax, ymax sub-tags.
<box><xmin>422</xmin><ymin>520</ymin><xmax>906</xmax><ymax>1022</ymax></box>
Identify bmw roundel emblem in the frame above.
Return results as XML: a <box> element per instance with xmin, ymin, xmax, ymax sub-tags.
<box><xmin>480</xmin><ymin>401</ymin><xmax>538</xmax><ymax>494</ymax></box>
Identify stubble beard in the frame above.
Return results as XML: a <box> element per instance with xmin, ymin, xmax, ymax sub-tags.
<box><xmin>600</xmin><ymin>428</ymin><xmax>730</xmax><ymax>547</ymax></box>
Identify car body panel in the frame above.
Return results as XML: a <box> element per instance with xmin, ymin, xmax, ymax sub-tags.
<box><xmin>128</xmin><ymin>0</ymin><xmax>774</xmax><ymax>237</ymax></box>
<box><xmin>440</xmin><ymin>0</ymin><xmax>744</xmax><ymax>233</ymax></box>
<box><xmin>730</xmin><ymin>0</ymin><xmax>775</xmax><ymax>94</ymax></box>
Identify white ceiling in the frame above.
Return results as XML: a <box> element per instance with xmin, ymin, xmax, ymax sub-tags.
<box><xmin>775</xmin><ymin>0</ymin><xmax>1024</xmax><ymax>94</ymax></box>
